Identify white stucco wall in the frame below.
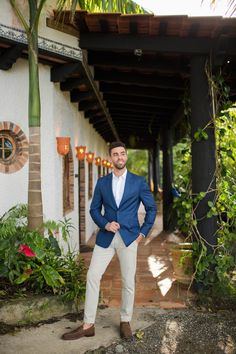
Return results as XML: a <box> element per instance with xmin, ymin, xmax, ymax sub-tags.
<box><xmin>0</xmin><ymin>0</ymin><xmax>112</xmax><ymax>251</ymax></box>
<box><xmin>0</xmin><ymin>0</ymin><xmax>111</xmax><ymax>251</ymax></box>
<box><xmin>0</xmin><ymin>60</ymin><xmax>29</xmax><ymax>211</ymax></box>
<box><xmin>0</xmin><ymin>56</ymin><xmax>108</xmax><ymax>250</ymax></box>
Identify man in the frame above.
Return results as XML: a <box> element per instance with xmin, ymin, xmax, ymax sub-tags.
<box><xmin>62</xmin><ymin>141</ymin><xmax>157</xmax><ymax>340</ymax></box>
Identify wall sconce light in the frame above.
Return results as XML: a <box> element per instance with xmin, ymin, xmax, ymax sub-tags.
<box><xmin>95</xmin><ymin>156</ymin><xmax>102</xmax><ymax>166</ymax></box>
<box><xmin>76</xmin><ymin>145</ymin><xmax>86</xmax><ymax>160</ymax></box>
<box><xmin>86</xmin><ymin>151</ymin><xmax>95</xmax><ymax>163</ymax></box>
<box><xmin>56</xmin><ymin>137</ymin><xmax>70</xmax><ymax>156</ymax></box>
<box><xmin>106</xmin><ymin>161</ymin><xmax>111</xmax><ymax>169</ymax></box>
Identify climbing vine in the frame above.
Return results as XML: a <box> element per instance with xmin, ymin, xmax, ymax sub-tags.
<box><xmin>172</xmin><ymin>67</ymin><xmax>236</xmax><ymax>302</ymax></box>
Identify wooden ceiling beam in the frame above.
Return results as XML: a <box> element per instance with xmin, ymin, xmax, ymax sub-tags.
<box><xmin>84</xmin><ymin>109</ymin><xmax>104</xmax><ymax>118</ymax></box>
<box><xmin>108</xmin><ymin>103</ymin><xmax>174</xmax><ymax>113</ymax></box>
<box><xmin>99</xmin><ymin>19</ymin><xmax>109</xmax><ymax>33</ymax></box>
<box><xmin>82</xmin><ymin>54</ymin><xmax>120</xmax><ymax>140</ymax></box>
<box><xmin>104</xmin><ymin>94</ymin><xmax>177</xmax><ymax>108</ymax></box>
<box><xmin>80</xmin><ymin>33</ymin><xmax>217</xmax><ymax>54</ymax></box>
<box><xmin>89</xmin><ymin>115</ymin><xmax>107</xmax><ymax>124</ymax></box>
<box><xmin>70</xmin><ymin>89</ymin><xmax>94</xmax><ymax>102</ymax></box>
<box><xmin>99</xmin><ymin>82</ymin><xmax>182</xmax><ymax>99</ymax></box>
<box><xmin>60</xmin><ymin>77</ymin><xmax>88</xmax><ymax>91</ymax></box>
<box><xmin>94</xmin><ymin>68</ymin><xmax>184</xmax><ymax>89</ymax></box>
<box><xmin>112</xmin><ymin>115</ymin><xmax>155</xmax><ymax>120</ymax></box>
<box><xmin>112</xmin><ymin>115</ymin><xmax>168</xmax><ymax>121</ymax></box>
<box><xmin>188</xmin><ymin>23</ymin><xmax>200</xmax><ymax>37</ymax></box>
<box><xmin>112</xmin><ymin>123</ymin><xmax>164</xmax><ymax>129</ymax></box>
<box><xmin>93</xmin><ymin>120</ymin><xmax>110</xmax><ymax>128</ymax></box>
<box><xmin>79</xmin><ymin>100</ymin><xmax>98</xmax><ymax>111</ymax></box>
<box><xmin>51</xmin><ymin>62</ymin><xmax>83</xmax><ymax>82</ymax></box>
<box><xmin>129</xmin><ymin>20</ymin><xmax>138</xmax><ymax>34</ymax></box>
<box><xmin>0</xmin><ymin>44</ymin><xmax>24</xmax><ymax>70</ymax></box>
<box><xmin>107</xmin><ymin>100</ymin><xmax>176</xmax><ymax>110</ymax></box>
<box><xmin>158</xmin><ymin>21</ymin><xmax>168</xmax><ymax>36</ymax></box>
<box><xmin>88</xmin><ymin>51</ymin><xmax>189</xmax><ymax>75</ymax></box>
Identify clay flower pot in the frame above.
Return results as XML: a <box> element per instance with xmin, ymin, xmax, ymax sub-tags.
<box><xmin>171</xmin><ymin>242</ymin><xmax>193</xmax><ymax>285</ymax></box>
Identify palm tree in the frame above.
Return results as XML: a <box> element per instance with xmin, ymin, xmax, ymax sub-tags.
<box><xmin>57</xmin><ymin>0</ymin><xmax>146</xmax><ymax>14</ymax></box>
<box><xmin>208</xmin><ymin>0</ymin><xmax>236</xmax><ymax>16</ymax></box>
<box><xmin>9</xmin><ymin>0</ymin><xmax>146</xmax><ymax>231</ymax></box>
<box><xmin>10</xmin><ymin>0</ymin><xmax>46</xmax><ymax>231</ymax></box>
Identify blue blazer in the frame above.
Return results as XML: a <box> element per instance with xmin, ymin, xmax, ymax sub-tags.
<box><xmin>90</xmin><ymin>171</ymin><xmax>157</xmax><ymax>248</ymax></box>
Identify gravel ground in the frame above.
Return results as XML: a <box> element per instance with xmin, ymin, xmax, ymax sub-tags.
<box><xmin>85</xmin><ymin>309</ymin><xmax>236</xmax><ymax>354</ymax></box>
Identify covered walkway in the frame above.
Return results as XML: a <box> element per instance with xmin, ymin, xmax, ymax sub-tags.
<box><xmin>83</xmin><ymin>207</ymin><xmax>194</xmax><ymax>309</ymax></box>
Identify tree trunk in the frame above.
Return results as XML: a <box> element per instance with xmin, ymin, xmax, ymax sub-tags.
<box><xmin>27</xmin><ymin>1</ymin><xmax>43</xmax><ymax>230</ymax></box>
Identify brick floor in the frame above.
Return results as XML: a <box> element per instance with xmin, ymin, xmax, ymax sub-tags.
<box><xmin>82</xmin><ymin>210</ymin><xmax>194</xmax><ymax>310</ymax></box>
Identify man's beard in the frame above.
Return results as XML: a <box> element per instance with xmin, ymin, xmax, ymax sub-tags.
<box><xmin>113</xmin><ymin>161</ymin><xmax>126</xmax><ymax>170</ymax></box>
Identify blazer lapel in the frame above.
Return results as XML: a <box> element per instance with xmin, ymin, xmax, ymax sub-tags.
<box><xmin>119</xmin><ymin>171</ymin><xmax>131</xmax><ymax>207</ymax></box>
<box><xmin>107</xmin><ymin>173</ymin><xmax>117</xmax><ymax>208</ymax></box>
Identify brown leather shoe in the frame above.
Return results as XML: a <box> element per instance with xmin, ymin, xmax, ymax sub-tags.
<box><xmin>61</xmin><ymin>324</ymin><xmax>95</xmax><ymax>340</ymax></box>
<box><xmin>120</xmin><ymin>322</ymin><xmax>133</xmax><ymax>339</ymax></box>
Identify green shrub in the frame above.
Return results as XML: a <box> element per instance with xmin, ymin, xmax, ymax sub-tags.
<box><xmin>0</xmin><ymin>205</ymin><xmax>86</xmax><ymax>303</ymax></box>
<box><xmin>172</xmin><ymin>106</ymin><xmax>236</xmax><ymax>301</ymax></box>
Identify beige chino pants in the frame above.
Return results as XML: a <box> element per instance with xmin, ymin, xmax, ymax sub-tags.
<box><xmin>83</xmin><ymin>232</ymin><xmax>138</xmax><ymax>324</ymax></box>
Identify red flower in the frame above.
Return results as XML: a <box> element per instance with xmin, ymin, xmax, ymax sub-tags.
<box><xmin>18</xmin><ymin>244</ymin><xmax>36</xmax><ymax>257</ymax></box>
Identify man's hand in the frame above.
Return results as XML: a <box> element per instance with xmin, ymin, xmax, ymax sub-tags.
<box><xmin>136</xmin><ymin>234</ymin><xmax>144</xmax><ymax>244</ymax></box>
<box><xmin>105</xmin><ymin>221</ymin><xmax>120</xmax><ymax>233</ymax></box>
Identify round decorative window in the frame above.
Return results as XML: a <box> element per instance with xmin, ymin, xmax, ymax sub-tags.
<box><xmin>0</xmin><ymin>133</ymin><xmax>16</xmax><ymax>161</ymax></box>
<box><xmin>0</xmin><ymin>122</ymin><xmax>29</xmax><ymax>174</ymax></box>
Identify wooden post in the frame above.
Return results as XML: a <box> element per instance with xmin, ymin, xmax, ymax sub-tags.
<box><xmin>153</xmin><ymin>142</ymin><xmax>161</xmax><ymax>193</ymax></box>
<box><xmin>148</xmin><ymin>149</ymin><xmax>152</xmax><ymax>190</ymax></box>
<box><xmin>152</xmin><ymin>143</ymin><xmax>158</xmax><ymax>195</ymax></box>
<box><xmin>162</xmin><ymin>127</ymin><xmax>174</xmax><ymax>231</ymax></box>
<box><xmin>190</xmin><ymin>56</ymin><xmax>217</xmax><ymax>249</ymax></box>
<box><xmin>79</xmin><ymin>159</ymin><xmax>86</xmax><ymax>245</ymax></box>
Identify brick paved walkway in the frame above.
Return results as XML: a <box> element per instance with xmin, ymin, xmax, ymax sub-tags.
<box><xmin>82</xmin><ymin>208</ymin><xmax>194</xmax><ymax>310</ymax></box>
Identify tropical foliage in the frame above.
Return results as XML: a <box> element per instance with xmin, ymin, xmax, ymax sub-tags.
<box><xmin>172</xmin><ymin>102</ymin><xmax>236</xmax><ymax>301</ymax></box>
<box><xmin>57</xmin><ymin>0</ymin><xmax>147</xmax><ymax>14</ymax></box>
<box><xmin>126</xmin><ymin>149</ymin><xmax>148</xmax><ymax>180</ymax></box>
<box><xmin>0</xmin><ymin>205</ymin><xmax>86</xmax><ymax>303</ymax></box>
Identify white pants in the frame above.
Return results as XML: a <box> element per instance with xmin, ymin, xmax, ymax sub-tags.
<box><xmin>83</xmin><ymin>232</ymin><xmax>138</xmax><ymax>324</ymax></box>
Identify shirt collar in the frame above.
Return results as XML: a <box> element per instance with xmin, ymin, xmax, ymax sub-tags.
<box><xmin>112</xmin><ymin>168</ymin><xmax>127</xmax><ymax>180</ymax></box>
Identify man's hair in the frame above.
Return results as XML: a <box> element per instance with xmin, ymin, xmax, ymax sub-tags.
<box><xmin>108</xmin><ymin>141</ymin><xmax>126</xmax><ymax>155</ymax></box>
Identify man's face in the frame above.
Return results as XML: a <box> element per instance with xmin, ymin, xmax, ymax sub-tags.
<box><xmin>110</xmin><ymin>146</ymin><xmax>128</xmax><ymax>170</ymax></box>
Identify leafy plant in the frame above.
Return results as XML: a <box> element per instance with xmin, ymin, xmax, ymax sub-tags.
<box><xmin>0</xmin><ymin>205</ymin><xmax>86</xmax><ymax>303</ymax></box>
<box><xmin>126</xmin><ymin>149</ymin><xmax>148</xmax><ymax>180</ymax></box>
<box><xmin>172</xmin><ymin>92</ymin><xmax>236</xmax><ymax>301</ymax></box>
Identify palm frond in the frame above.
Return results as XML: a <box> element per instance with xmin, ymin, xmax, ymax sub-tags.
<box><xmin>56</xmin><ymin>0</ymin><xmax>149</xmax><ymax>15</ymax></box>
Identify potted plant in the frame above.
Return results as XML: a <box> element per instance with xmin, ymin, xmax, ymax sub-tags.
<box><xmin>170</xmin><ymin>242</ymin><xmax>193</xmax><ymax>285</ymax></box>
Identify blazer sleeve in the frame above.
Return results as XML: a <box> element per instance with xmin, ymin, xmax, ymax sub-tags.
<box><xmin>139</xmin><ymin>177</ymin><xmax>157</xmax><ymax>236</ymax></box>
<box><xmin>90</xmin><ymin>179</ymin><xmax>109</xmax><ymax>229</ymax></box>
